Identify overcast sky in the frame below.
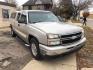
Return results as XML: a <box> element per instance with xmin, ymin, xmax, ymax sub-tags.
<box><xmin>0</xmin><ymin>0</ymin><xmax>59</xmax><ymax>6</ymax></box>
<box><xmin>0</xmin><ymin>0</ymin><xmax>29</xmax><ymax>5</ymax></box>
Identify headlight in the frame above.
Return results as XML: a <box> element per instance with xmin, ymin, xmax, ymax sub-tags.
<box><xmin>47</xmin><ymin>34</ymin><xmax>59</xmax><ymax>39</ymax></box>
<box><xmin>47</xmin><ymin>34</ymin><xmax>61</xmax><ymax>46</ymax></box>
<box><xmin>48</xmin><ymin>40</ymin><xmax>61</xmax><ymax>46</ymax></box>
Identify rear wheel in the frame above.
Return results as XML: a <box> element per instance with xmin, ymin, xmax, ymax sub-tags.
<box><xmin>30</xmin><ymin>38</ymin><xmax>42</xmax><ymax>60</ymax></box>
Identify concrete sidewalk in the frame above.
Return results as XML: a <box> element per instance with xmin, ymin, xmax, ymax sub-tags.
<box><xmin>22</xmin><ymin>54</ymin><xmax>77</xmax><ymax>70</ymax></box>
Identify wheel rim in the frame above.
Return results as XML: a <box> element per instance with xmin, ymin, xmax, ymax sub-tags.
<box><xmin>31</xmin><ymin>43</ymin><xmax>37</xmax><ymax>56</ymax></box>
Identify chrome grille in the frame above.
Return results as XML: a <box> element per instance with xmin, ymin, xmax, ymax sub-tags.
<box><xmin>61</xmin><ymin>32</ymin><xmax>82</xmax><ymax>45</ymax></box>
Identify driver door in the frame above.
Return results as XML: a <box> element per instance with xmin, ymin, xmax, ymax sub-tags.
<box><xmin>17</xmin><ymin>13</ymin><xmax>28</xmax><ymax>41</ymax></box>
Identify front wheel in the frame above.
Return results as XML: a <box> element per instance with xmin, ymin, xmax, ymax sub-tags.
<box><xmin>30</xmin><ymin>38</ymin><xmax>42</xmax><ymax>60</ymax></box>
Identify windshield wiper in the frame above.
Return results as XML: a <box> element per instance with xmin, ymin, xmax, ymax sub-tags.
<box><xmin>32</xmin><ymin>21</ymin><xmax>43</xmax><ymax>23</ymax></box>
<box><xmin>31</xmin><ymin>21</ymin><xmax>41</xmax><ymax>23</ymax></box>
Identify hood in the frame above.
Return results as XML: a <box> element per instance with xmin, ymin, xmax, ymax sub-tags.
<box><xmin>30</xmin><ymin>22</ymin><xmax>83</xmax><ymax>35</ymax></box>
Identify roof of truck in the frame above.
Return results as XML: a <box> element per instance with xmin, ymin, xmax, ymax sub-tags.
<box><xmin>17</xmin><ymin>10</ymin><xmax>51</xmax><ymax>13</ymax></box>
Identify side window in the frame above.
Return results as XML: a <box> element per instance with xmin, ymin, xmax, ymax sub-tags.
<box><xmin>11</xmin><ymin>12</ymin><xmax>16</xmax><ymax>19</ymax></box>
<box><xmin>2</xmin><ymin>9</ymin><xmax>9</xmax><ymax>19</ymax></box>
<box><xmin>18</xmin><ymin>14</ymin><xmax>27</xmax><ymax>24</ymax></box>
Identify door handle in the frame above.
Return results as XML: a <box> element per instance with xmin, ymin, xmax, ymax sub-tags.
<box><xmin>18</xmin><ymin>24</ymin><xmax>20</xmax><ymax>26</ymax></box>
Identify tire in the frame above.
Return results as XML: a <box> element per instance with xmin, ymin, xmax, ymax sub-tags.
<box><xmin>30</xmin><ymin>38</ymin><xmax>42</xmax><ymax>60</ymax></box>
<box><xmin>11</xmin><ymin>28</ymin><xmax>16</xmax><ymax>37</ymax></box>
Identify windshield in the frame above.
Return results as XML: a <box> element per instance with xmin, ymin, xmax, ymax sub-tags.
<box><xmin>28</xmin><ymin>12</ymin><xmax>60</xmax><ymax>23</ymax></box>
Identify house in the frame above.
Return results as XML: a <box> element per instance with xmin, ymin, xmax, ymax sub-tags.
<box><xmin>88</xmin><ymin>2</ymin><xmax>93</xmax><ymax>8</ymax></box>
<box><xmin>88</xmin><ymin>2</ymin><xmax>93</xmax><ymax>14</ymax></box>
<box><xmin>0</xmin><ymin>1</ymin><xmax>16</xmax><ymax>24</ymax></box>
<box><xmin>23</xmin><ymin>0</ymin><xmax>53</xmax><ymax>10</ymax></box>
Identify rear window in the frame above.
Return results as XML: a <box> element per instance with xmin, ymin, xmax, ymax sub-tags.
<box><xmin>11</xmin><ymin>12</ymin><xmax>16</xmax><ymax>19</ymax></box>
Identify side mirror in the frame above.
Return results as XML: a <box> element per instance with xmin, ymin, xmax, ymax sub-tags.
<box><xmin>18</xmin><ymin>19</ymin><xmax>26</xmax><ymax>23</ymax></box>
<box><xmin>18</xmin><ymin>20</ymin><xmax>27</xmax><ymax>24</ymax></box>
<box><xmin>18</xmin><ymin>15</ymin><xmax>27</xmax><ymax>24</ymax></box>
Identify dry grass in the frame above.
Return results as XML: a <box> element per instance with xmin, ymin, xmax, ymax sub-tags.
<box><xmin>77</xmin><ymin>26</ymin><xmax>93</xmax><ymax>70</ymax></box>
<box><xmin>71</xmin><ymin>19</ymin><xmax>81</xmax><ymax>23</ymax></box>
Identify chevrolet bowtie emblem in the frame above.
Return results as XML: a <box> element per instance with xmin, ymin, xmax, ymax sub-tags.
<box><xmin>72</xmin><ymin>36</ymin><xmax>77</xmax><ymax>39</ymax></box>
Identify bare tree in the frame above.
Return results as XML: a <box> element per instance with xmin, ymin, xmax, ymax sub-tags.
<box><xmin>52</xmin><ymin>0</ymin><xmax>92</xmax><ymax>19</ymax></box>
<box><xmin>59</xmin><ymin>0</ymin><xmax>73</xmax><ymax>19</ymax></box>
<box><xmin>72</xmin><ymin>0</ymin><xmax>92</xmax><ymax>19</ymax></box>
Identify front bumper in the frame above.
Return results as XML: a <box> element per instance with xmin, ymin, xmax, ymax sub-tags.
<box><xmin>39</xmin><ymin>37</ymin><xmax>86</xmax><ymax>56</ymax></box>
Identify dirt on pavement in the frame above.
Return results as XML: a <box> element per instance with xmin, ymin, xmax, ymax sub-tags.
<box><xmin>77</xmin><ymin>26</ymin><xmax>93</xmax><ymax>70</ymax></box>
<box><xmin>0</xmin><ymin>26</ymin><xmax>32</xmax><ymax>70</ymax></box>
